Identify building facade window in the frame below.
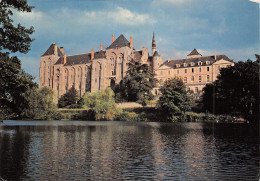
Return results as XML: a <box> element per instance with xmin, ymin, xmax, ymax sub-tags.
<box><xmin>184</xmin><ymin>63</ymin><xmax>187</xmax><ymax>67</ymax></box>
<box><xmin>198</xmin><ymin>61</ymin><xmax>202</xmax><ymax>66</ymax></box>
<box><xmin>199</xmin><ymin>67</ymin><xmax>201</xmax><ymax>72</ymax></box>
<box><xmin>191</xmin><ymin>76</ymin><xmax>194</xmax><ymax>82</ymax></box>
<box><xmin>192</xmin><ymin>68</ymin><xmax>194</xmax><ymax>73</ymax></box>
<box><xmin>184</xmin><ymin>77</ymin><xmax>187</xmax><ymax>83</ymax></box>
<box><xmin>195</xmin><ymin>87</ymin><xmax>198</xmax><ymax>93</ymax></box>
<box><xmin>207</xmin><ymin>75</ymin><xmax>210</xmax><ymax>82</ymax></box>
<box><xmin>185</xmin><ymin>69</ymin><xmax>187</xmax><ymax>73</ymax></box>
<box><xmin>207</xmin><ymin>67</ymin><xmax>210</xmax><ymax>71</ymax></box>
<box><xmin>199</xmin><ymin>76</ymin><xmax>201</xmax><ymax>82</ymax></box>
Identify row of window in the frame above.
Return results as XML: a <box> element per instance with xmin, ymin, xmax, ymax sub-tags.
<box><xmin>183</xmin><ymin>75</ymin><xmax>210</xmax><ymax>83</ymax></box>
<box><xmin>161</xmin><ymin>67</ymin><xmax>210</xmax><ymax>76</ymax></box>
<box><xmin>176</xmin><ymin>61</ymin><xmax>211</xmax><ymax>68</ymax></box>
<box><xmin>187</xmin><ymin>87</ymin><xmax>199</xmax><ymax>93</ymax></box>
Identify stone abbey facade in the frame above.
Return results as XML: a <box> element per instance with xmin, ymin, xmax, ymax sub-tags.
<box><xmin>39</xmin><ymin>34</ymin><xmax>234</xmax><ymax>101</ymax></box>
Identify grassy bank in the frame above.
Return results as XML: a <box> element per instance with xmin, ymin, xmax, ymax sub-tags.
<box><xmin>58</xmin><ymin>107</ymin><xmax>240</xmax><ymax>123</ymax></box>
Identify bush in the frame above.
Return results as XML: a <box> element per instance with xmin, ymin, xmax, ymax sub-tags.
<box><xmin>83</xmin><ymin>88</ymin><xmax>122</xmax><ymax>121</ymax></box>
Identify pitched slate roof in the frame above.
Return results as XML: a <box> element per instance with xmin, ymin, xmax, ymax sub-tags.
<box><xmin>55</xmin><ymin>51</ymin><xmax>106</xmax><ymax>66</ymax></box>
<box><xmin>107</xmin><ymin>34</ymin><xmax>130</xmax><ymax>49</ymax></box>
<box><xmin>153</xmin><ymin>51</ymin><xmax>159</xmax><ymax>57</ymax></box>
<box><xmin>187</xmin><ymin>49</ymin><xmax>202</xmax><ymax>56</ymax></box>
<box><xmin>41</xmin><ymin>43</ymin><xmax>63</xmax><ymax>56</ymax></box>
<box><xmin>163</xmin><ymin>55</ymin><xmax>232</xmax><ymax>69</ymax></box>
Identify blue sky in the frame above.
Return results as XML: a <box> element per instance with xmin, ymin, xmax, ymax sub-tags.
<box><xmin>13</xmin><ymin>0</ymin><xmax>259</xmax><ymax>82</ymax></box>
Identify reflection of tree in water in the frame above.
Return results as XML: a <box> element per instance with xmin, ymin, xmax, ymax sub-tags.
<box><xmin>0</xmin><ymin>126</ymin><xmax>31</xmax><ymax>180</ymax></box>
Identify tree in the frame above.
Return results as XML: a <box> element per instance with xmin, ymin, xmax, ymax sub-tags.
<box><xmin>116</xmin><ymin>60</ymin><xmax>157</xmax><ymax>106</ymax></box>
<box><xmin>83</xmin><ymin>87</ymin><xmax>121</xmax><ymax>120</ymax></box>
<box><xmin>21</xmin><ymin>87</ymin><xmax>60</xmax><ymax>120</ymax></box>
<box><xmin>202</xmin><ymin>57</ymin><xmax>259</xmax><ymax>123</ymax></box>
<box><xmin>58</xmin><ymin>85</ymin><xmax>79</xmax><ymax>108</ymax></box>
<box><xmin>0</xmin><ymin>0</ymin><xmax>35</xmax><ymax>119</ymax></box>
<box><xmin>0</xmin><ymin>0</ymin><xmax>34</xmax><ymax>53</ymax></box>
<box><xmin>0</xmin><ymin>53</ymin><xmax>37</xmax><ymax>119</ymax></box>
<box><xmin>157</xmin><ymin>77</ymin><xmax>192</xmax><ymax>121</ymax></box>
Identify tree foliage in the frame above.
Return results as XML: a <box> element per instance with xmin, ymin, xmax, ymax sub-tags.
<box><xmin>0</xmin><ymin>0</ymin><xmax>36</xmax><ymax>119</ymax></box>
<box><xmin>0</xmin><ymin>0</ymin><xmax>34</xmax><ymax>53</ymax></box>
<box><xmin>58</xmin><ymin>85</ymin><xmax>79</xmax><ymax>108</ymax></box>
<box><xmin>116</xmin><ymin>60</ymin><xmax>157</xmax><ymax>106</ymax></box>
<box><xmin>157</xmin><ymin>77</ymin><xmax>192</xmax><ymax>120</ymax></box>
<box><xmin>83</xmin><ymin>87</ymin><xmax>121</xmax><ymax>120</ymax></box>
<box><xmin>21</xmin><ymin>87</ymin><xmax>60</xmax><ymax>120</ymax></box>
<box><xmin>202</xmin><ymin>57</ymin><xmax>259</xmax><ymax>123</ymax></box>
<box><xmin>0</xmin><ymin>52</ymin><xmax>37</xmax><ymax>119</ymax></box>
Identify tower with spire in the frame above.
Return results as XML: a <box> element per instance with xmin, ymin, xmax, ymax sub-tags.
<box><xmin>152</xmin><ymin>32</ymin><xmax>156</xmax><ymax>56</ymax></box>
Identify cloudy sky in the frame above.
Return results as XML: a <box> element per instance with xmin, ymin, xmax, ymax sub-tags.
<box><xmin>13</xmin><ymin>0</ymin><xmax>259</xmax><ymax>82</ymax></box>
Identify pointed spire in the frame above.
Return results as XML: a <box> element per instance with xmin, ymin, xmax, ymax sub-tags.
<box><xmin>152</xmin><ymin>32</ymin><xmax>156</xmax><ymax>56</ymax></box>
<box><xmin>152</xmin><ymin>32</ymin><xmax>156</xmax><ymax>48</ymax></box>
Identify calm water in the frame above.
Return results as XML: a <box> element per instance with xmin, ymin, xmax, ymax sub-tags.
<box><xmin>0</xmin><ymin>121</ymin><xmax>259</xmax><ymax>180</ymax></box>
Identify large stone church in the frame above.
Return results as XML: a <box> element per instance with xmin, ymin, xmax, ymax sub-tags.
<box><xmin>39</xmin><ymin>33</ymin><xmax>234</xmax><ymax>101</ymax></box>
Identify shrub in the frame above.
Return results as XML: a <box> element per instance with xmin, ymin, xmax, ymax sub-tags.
<box><xmin>83</xmin><ymin>87</ymin><xmax>122</xmax><ymax>121</ymax></box>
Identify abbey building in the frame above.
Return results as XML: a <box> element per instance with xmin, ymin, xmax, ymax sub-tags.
<box><xmin>39</xmin><ymin>34</ymin><xmax>234</xmax><ymax>101</ymax></box>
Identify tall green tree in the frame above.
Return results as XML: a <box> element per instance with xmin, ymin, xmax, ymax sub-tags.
<box><xmin>116</xmin><ymin>60</ymin><xmax>157</xmax><ymax>106</ymax></box>
<box><xmin>202</xmin><ymin>56</ymin><xmax>259</xmax><ymax>123</ymax></box>
<box><xmin>58</xmin><ymin>85</ymin><xmax>79</xmax><ymax>108</ymax></box>
<box><xmin>21</xmin><ymin>87</ymin><xmax>60</xmax><ymax>120</ymax></box>
<box><xmin>157</xmin><ymin>77</ymin><xmax>192</xmax><ymax>121</ymax></box>
<box><xmin>0</xmin><ymin>0</ymin><xmax>35</xmax><ymax>119</ymax></box>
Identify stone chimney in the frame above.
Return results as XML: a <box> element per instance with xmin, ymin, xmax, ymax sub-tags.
<box><xmin>130</xmin><ymin>36</ymin><xmax>133</xmax><ymax>47</ymax></box>
<box><xmin>112</xmin><ymin>34</ymin><xmax>114</xmax><ymax>43</ymax></box>
<box><xmin>54</xmin><ymin>44</ymin><xmax>58</xmax><ymax>55</ymax></box>
<box><xmin>167</xmin><ymin>58</ymin><xmax>170</xmax><ymax>62</ymax></box>
<box><xmin>64</xmin><ymin>53</ymin><xmax>67</xmax><ymax>64</ymax></box>
<box><xmin>60</xmin><ymin>47</ymin><xmax>64</xmax><ymax>54</ymax></box>
<box><xmin>91</xmin><ymin>49</ymin><xmax>94</xmax><ymax>60</ymax></box>
<box><xmin>100</xmin><ymin>44</ymin><xmax>103</xmax><ymax>51</ymax></box>
<box><xmin>214</xmin><ymin>53</ymin><xmax>217</xmax><ymax>60</ymax></box>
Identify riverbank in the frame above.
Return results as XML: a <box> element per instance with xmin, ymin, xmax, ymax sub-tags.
<box><xmin>57</xmin><ymin>106</ymin><xmax>246</xmax><ymax>123</ymax></box>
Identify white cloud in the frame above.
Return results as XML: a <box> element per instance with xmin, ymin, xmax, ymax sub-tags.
<box><xmin>14</xmin><ymin>6</ymin><xmax>156</xmax><ymax>31</ymax></box>
<box><xmin>151</xmin><ymin>0</ymin><xmax>194</xmax><ymax>6</ymax></box>
<box><xmin>76</xmin><ymin>7</ymin><xmax>156</xmax><ymax>26</ymax></box>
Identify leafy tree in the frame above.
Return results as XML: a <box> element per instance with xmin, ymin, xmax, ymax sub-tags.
<box><xmin>0</xmin><ymin>0</ymin><xmax>35</xmax><ymax>119</ymax></box>
<box><xmin>58</xmin><ymin>85</ymin><xmax>79</xmax><ymax>108</ymax></box>
<box><xmin>116</xmin><ymin>60</ymin><xmax>157</xmax><ymax>106</ymax></box>
<box><xmin>83</xmin><ymin>87</ymin><xmax>121</xmax><ymax>120</ymax></box>
<box><xmin>0</xmin><ymin>53</ymin><xmax>37</xmax><ymax>119</ymax></box>
<box><xmin>157</xmin><ymin>77</ymin><xmax>192</xmax><ymax>121</ymax></box>
<box><xmin>21</xmin><ymin>87</ymin><xmax>60</xmax><ymax>120</ymax></box>
<box><xmin>0</xmin><ymin>0</ymin><xmax>34</xmax><ymax>53</ymax></box>
<box><xmin>202</xmin><ymin>57</ymin><xmax>259</xmax><ymax>123</ymax></box>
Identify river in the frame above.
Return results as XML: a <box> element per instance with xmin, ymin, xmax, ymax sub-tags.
<box><xmin>0</xmin><ymin>120</ymin><xmax>259</xmax><ymax>180</ymax></box>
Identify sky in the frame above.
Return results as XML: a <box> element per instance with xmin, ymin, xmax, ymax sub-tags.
<box><xmin>12</xmin><ymin>0</ymin><xmax>259</xmax><ymax>82</ymax></box>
